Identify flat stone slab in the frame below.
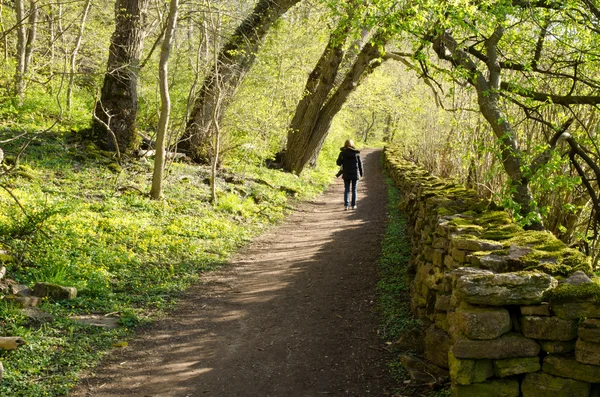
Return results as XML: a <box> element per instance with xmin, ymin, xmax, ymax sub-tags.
<box><xmin>579</xmin><ymin>319</ymin><xmax>600</xmax><ymax>343</ymax></box>
<box><xmin>452</xmin><ymin>333</ymin><xmax>540</xmax><ymax>359</ymax></box>
<box><xmin>70</xmin><ymin>315</ymin><xmax>120</xmax><ymax>330</ymax></box>
<box><xmin>448</xmin><ymin>351</ymin><xmax>493</xmax><ymax>385</ymax></box>
<box><xmin>521</xmin><ymin>303</ymin><xmax>551</xmax><ymax>316</ymax></box>
<box><xmin>543</xmin><ymin>354</ymin><xmax>600</xmax><ymax>383</ymax></box>
<box><xmin>552</xmin><ymin>301</ymin><xmax>600</xmax><ymax>320</ymax></box>
<box><xmin>451</xmin><ymin>378</ymin><xmax>519</xmax><ymax>397</ymax></box>
<box><xmin>521</xmin><ymin>371</ymin><xmax>590</xmax><ymax>397</ymax></box>
<box><xmin>576</xmin><ymin>339</ymin><xmax>600</xmax><ymax>366</ymax></box>
<box><xmin>539</xmin><ymin>340</ymin><xmax>576</xmax><ymax>354</ymax></box>
<box><xmin>455</xmin><ymin>305</ymin><xmax>511</xmax><ymax>340</ymax></box>
<box><xmin>521</xmin><ymin>316</ymin><xmax>578</xmax><ymax>341</ymax></box>
<box><xmin>455</xmin><ymin>271</ymin><xmax>557</xmax><ymax>306</ymax></box>
<box><xmin>493</xmin><ymin>356</ymin><xmax>540</xmax><ymax>377</ymax></box>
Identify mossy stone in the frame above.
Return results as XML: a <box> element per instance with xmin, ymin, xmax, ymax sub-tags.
<box><xmin>452</xmin><ymin>333</ymin><xmax>540</xmax><ymax>359</ymax></box>
<box><xmin>543</xmin><ymin>354</ymin><xmax>600</xmax><ymax>383</ymax></box>
<box><xmin>493</xmin><ymin>356</ymin><xmax>540</xmax><ymax>377</ymax></box>
<box><xmin>448</xmin><ymin>351</ymin><xmax>493</xmax><ymax>385</ymax></box>
<box><xmin>521</xmin><ymin>371</ymin><xmax>590</xmax><ymax>397</ymax></box>
<box><xmin>539</xmin><ymin>340</ymin><xmax>576</xmax><ymax>354</ymax></box>
<box><xmin>451</xmin><ymin>378</ymin><xmax>519</xmax><ymax>397</ymax></box>
<box><xmin>107</xmin><ymin>163</ymin><xmax>122</xmax><ymax>173</ymax></box>
<box><xmin>521</xmin><ymin>316</ymin><xmax>578</xmax><ymax>341</ymax></box>
<box><xmin>576</xmin><ymin>339</ymin><xmax>600</xmax><ymax>366</ymax></box>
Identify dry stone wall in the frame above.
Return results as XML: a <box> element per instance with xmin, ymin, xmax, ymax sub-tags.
<box><xmin>384</xmin><ymin>146</ymin><xmax>600</xmax><ymax>396</ymax></box>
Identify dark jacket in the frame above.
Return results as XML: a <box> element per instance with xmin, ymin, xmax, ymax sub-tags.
<box><xmin>336</xmin><ymin>147</ymin><xmax>363</xmax><ymax>180</ymax></box>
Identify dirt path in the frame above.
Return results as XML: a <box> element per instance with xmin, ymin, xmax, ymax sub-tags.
<box><xmin>72</xmin><ymin>149</ymin><xmax>394</xmax><ymax>397</ymax></box>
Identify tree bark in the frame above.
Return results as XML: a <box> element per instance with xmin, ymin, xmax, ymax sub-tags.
<box><xmin>284</xmin><ymin>34</ymin><xmax>384</xmax><ymax>174</ymax></box>
<box><xmin>91</xmin><ymin>0</ymin><xmax>151</xmax><ymax>154</ymax></box>
<box><xmin>150</xmin><ymin>0</ymin><xmax>178</xmax><ymax>200</ymax></box>
<box><xmin>433</xmin><ymin>28</ymin><xmax>544</xmax><ymax>229</ymax></box>
<box><xmin>281</xmin><ymin>20</ymin><xmax>349</xmax><ymax>173</ymax></box>
<box><xmin>15</xmin><ymin>0</ymin><xmax>27</xmax><ymax>101</ymax></box>
<box><xmin>180</xmin><ymin>0</ymin><xmax>301</xmax><ymax>164</ymax></box>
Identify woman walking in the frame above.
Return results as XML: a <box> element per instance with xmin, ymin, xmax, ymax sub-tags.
<box><xmin>336</xmin><ymin>139</ymin><xmax>363</xmax><ymax>210</ymax></box>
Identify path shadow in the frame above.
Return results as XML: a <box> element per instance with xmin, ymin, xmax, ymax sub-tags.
<box><xmin>72</xmin><ymin>149</ymin><xmax>393</xmax><ymax>397</ymax></box>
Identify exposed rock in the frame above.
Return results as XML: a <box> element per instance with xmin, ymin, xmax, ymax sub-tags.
<box><xmin>493</xmin><ymin>356</ymin><xmax>540</xmax><ymax>377</ymax></box>
<box><xmin>576</xmin><ymin>339</ymin><xmax>600</xmax><ymax>366</ymax></box>
<box><xmin>435</xmin><ymin>294</ymin><xmax>452</xmax><ymax>312</ymax></box>
<box><xmin>3</xmin><ymin>295</ymin><xmax>40</xmax><ymax>307</ymax></box>
<box><xmin>579</xmin><ymin>319</ymin><xmax>600</xmax><ymax>343</ymax></box>
<box><xmin>22</xmin><ymin>307</ymin><xmax>55</xmax><ymax>324</ymax></box>
<box><xmin>452</xmin><ymin>237</ymin><xmax>503</xmax><ymax>252</ymax></box>
<box><xmin>10</xmin><ymin>284</ymin><xmax>31</xmax><ymax>296</ymax></box>
<box><xmin>478</xmin><ymin>255</ymin><xmax>509</xmax><ymax>272</ymax></box>
<box><xmin>521</xmin><ymin>303</ymin><xmax>551</xmax><ymax>316</ymax></box>
<box><xmin>543</xmin><ymin>355</ymin><xmax>600</xmax><ymax>383</ymax></box>
<box><xmin>435</xmin><ymin>313</ymin><xmax>449</xmax><ymax>333</ymax></box>
<box><xmin>563</xmin><ymin>271</ymin><xmax>593</xmax><ymax>286</ymax></box>
<box><xmin>71</xmin><ymin>315</ymin><xmax>120</xmax><ymax>329</ymax></box>
<box><xmin>0</xmin><ymin>266</ymin><xmax>5</xmax><ymax>280</ymax></box>
<box><xmin>455</xmin><ymin>271</ymin><xmax>557</xmax><ymax>306</ymax></box>
<box><xmin>455</xmin><ymin>305</ymin><xmax>511</xmax><ymax>340</ymax></box>
<box><xmin>451</xmin><ymin>333</ymin><xmax>540</xmax><ymax>359</ymax></box>
<box><xmin>450</xmin><ymin>267</ymin><xmax>495</xmax><ymax>289</ymax></box>
<box><xmin>451</xmin><ymin>378</ymin><xmax>519</xmax><ymax>397</ymax></box>
<box><xmin>521</xmin><ymin>371</ymin><xmax>590</xmax><ymax>397</ymax></box>
<box><xmin>399</xmin><ymin>354</ymin><xmax>449</xmax><ymax>387</ymax></box>
<box><xmin>539</xmin><ymin>340</ymin><xmax>576</xmax><ymax>354</ymax></box>
<box><xmin>33</xmin><ymin>282</ymin><xmax>77</xmax><ymax>300</ymax></box>
<box><xmin>448</xmin><ymin>351</ymin><xmax>493</xmax><ymax>385</ymax></box>
<box><xmin>451</xmin><ymin>248</ymin><xmax>467</xmax><ymax>263</ymax></box>
<box><xmin>425</xmin><ymin>325</ymin><xmax>452</xmax><ymax>369</ymax></box>
<box><xmin>521</xmin><ymin>316</ymin><xmax>578</xmax><ymax>341</ymax></box>
<box><xmin>552</xmin><ymin>301</ymin><xmax>600</xmax><ymax>320</ymax></box>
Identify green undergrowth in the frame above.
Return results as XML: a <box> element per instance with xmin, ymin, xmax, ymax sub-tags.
<box><xmin>0</xmin><ymin>130</ymin><xmax>336</xmax><ymax>396</ymax></box>
<box><xmin>378</xmin><ymin>177</ymin><xmax>415</xmax><ymax>341</ymax></box>
<box><xmin>379</xmin><ymin>175</ymin><xmax>450</xmax><ymax>396</ymax></box>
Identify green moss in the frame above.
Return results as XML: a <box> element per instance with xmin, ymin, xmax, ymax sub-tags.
<box><xmin>107</xmin><ymin>162</ymin><xmax>122</xmax><ymax>173</ymax></box>
<box><xmin>546</xmin><ymin>281</ymin><xmax>600</xmax><ymax>304</ymax></box>
<box><xmin>482</xmin><ymin>224</ymin><xmax>523</xmax><ymax>241</ymax></box>
<box><xmin>507</xmin><ymin>230</ymin><xmax>567</xmax><ymax>252</ymax></box>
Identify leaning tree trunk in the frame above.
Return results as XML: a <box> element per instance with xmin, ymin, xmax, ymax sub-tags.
<box><xmin>284</xmin><ymin>34</ymin><xmax>385</xmax><ymax>174</ymax></box>
<box><xmin>281</xmin><ymin>20</ymin><xmax>350</xmax><ymax>173</ymax></box>
<box><xmin>180</xmin><ymin>0</ymin><xmax>301</xmax><ymax>164</ymax></box>
<box><xmin>91</xmin><ymin>0</ymin><xmax>150</xmax><ymax>154</ymax></box>
<box><xmin>434</xmin><ymin>28</ymin><xmax>544</xmax><ymax>230</ymax></box>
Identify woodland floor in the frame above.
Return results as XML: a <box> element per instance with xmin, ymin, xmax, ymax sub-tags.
<box><xmin>71</xmin><ymin>149</ymin><xmax>399</xmax><ymax>397</ymax></box>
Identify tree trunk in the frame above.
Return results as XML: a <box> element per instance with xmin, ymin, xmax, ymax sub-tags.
<box><xmin>23</xmin><ymin>0</ymin><xmax>37</xmax><ymax>76</ymax></box>
<box><xmin>15</xmin><ymin>0</ymin><xmax>27</xmax><ymax>101</ymax></box>
<box><xmin>67</xmin><ymin>0</ymin><xmax>92</xmax><ymax>112</ymax></box>
<box><xmin>180</xmin><ymin>0</ymin><xmax>301</xmax><ymax>164</ymax></box>
<box><xmin>150</xmin><ymin>0</ymin><xmax>178</xmax><ymax>200</ymax></box>
<box><xmin>92</xmin><ymin>0</ymin><xmax>151</xmax><ymax>154</ymax></box>
<box><xmin>363</xmin><ymin>111</ymin><xmax>376</xmax><ymax>143</ymax></box>
<box><xmin>285</xmin><ymin>35</ymin><xmax>385</xmax><ymax>174</ymax></box>
<box><xmin>434</xmin><ymin>28</ymin><xmax>544</xmax><ymax>230</ymax></box>
<box><xmin>281</xmin><ymin>21</ymin><xmax>349</xmax><ymax>172</ymax></box>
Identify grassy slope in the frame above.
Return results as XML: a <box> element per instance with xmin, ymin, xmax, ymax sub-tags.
<box><xmin>0</xmin><ymin>131</ymin><xmax>336</xmax><ymax>396</ymax></box>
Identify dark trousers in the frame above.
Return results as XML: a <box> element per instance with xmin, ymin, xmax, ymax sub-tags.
<box><xmin>344</xmin><ymin>179</ymin><xmax>358</xmax><ymax>207</ymax></box>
